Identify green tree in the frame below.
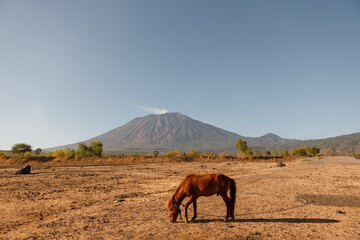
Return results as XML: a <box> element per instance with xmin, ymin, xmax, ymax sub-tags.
<box><xmin>293</xmin><ymin>148</ymin><xmax>307</xmax><ymax>156</ymax></box>
<box><xmin>89</xmin><ymin>141</ymin><xmax>103</xmax><ymax>157</ymax></box>
<box><xmin>75</xmin><ymin>143</ymin><xmax>90</xmax><ymax>157</ymax></box>
<box><xmin>0</xmin><ymin>152</ymin><xmax>9</xmax><ymax>158</ymax></box>
<box><xmin>186</xmin><ymin>150</ymin><xmax>200</xmax><ymax>158</ymax></box>
<box><xmin>52</xmin><ymin>149</ymin><xmax>65</xmax><ymax>158</ymax></box>
<box><xmin>235</xmin><ymin>139</ymin><xmax>248</xmax><ymax>157</ymax></box>
<box><xmin>282</xmin><ymin>149</ymin><xmax>289</xmax><ymax>157</ymax></box>
<box><xmin>264</xmin><ymin>150</ymin><xmax>271</xmax><ymax>156</ymax></box>
<box><xmin>208</xmin><ymin>152</ymin><xmax>217</xmax><ymax>159</ymax></box>
<box><xmin>254</xmin><ymin>149</ymin><xmax>262</xmax><ymax>157</ymax></box>
<box><xmin>153</xmin><ymin>150</ymin><xmax>160</xmax><ymax>157</ymax></box>
<box><xmin>64</xmin><ymin>147</ymin><xmax>75</xmax><ymax>158</ymax></box>
<box><xmin>23</xmin><ymin>152</ymin><xmax>34</xmax><ymax>158</ymax></box>
<box><xmin>308</xmin><ymin>147</ymin><xmax>320</xmax><ymax>156</ymax></box>
<box><xmin>245</xmin><ymin>148</ymin><xmax>254</xmax><ymax>156</ymax></box>
<box><xmin>34</xmin><ymin>148</ymin><xmax>42</xmax><ymax>156</ymax></box>
<box><xmin>11</xmin><ymin>143</ymin><xmax>32</xmax><ymax>156</ymax></box>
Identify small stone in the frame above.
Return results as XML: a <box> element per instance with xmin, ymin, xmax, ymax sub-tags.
<box><xmin>276</xmin><ymin>162</ymin><xmax>286</xmax><ymax>167</ymax></box>
<box><xmin>336</xmin><ymin>210</ymin><xmax>345</xmax><ymax>214</ymax></box>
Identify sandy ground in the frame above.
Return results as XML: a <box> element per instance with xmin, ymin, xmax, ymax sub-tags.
<box><xmin>0</xmin><ymin>156</ymin><xmax>359</xmax><ymax>239</ymax></box>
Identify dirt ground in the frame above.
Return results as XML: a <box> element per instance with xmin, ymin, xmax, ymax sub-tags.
<box><xmin>0</xmin><ymin>156</ymin><xmax>359</xmax><ymax>239</ymax></box>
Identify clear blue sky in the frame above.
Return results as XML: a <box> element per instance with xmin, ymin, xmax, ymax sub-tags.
<box><xmin>1</xmin><ymin>0</ymin><xmax>360</xmax><ymax>150</ymax></box>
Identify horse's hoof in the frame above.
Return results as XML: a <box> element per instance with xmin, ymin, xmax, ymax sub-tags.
<box><xmin>224</xmin><ymin>219</ymin><xmax>229</xmax><ymax>222</ymax></box>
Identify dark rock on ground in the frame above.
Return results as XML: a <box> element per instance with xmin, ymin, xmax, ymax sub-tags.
<box><xmin>276</xmin><ymin>162</ymin><xmax>286</xmax><ymax>167</ymax></box>
<box><xmin>15</xmin><ymin>165</ymin><xmax>31</xmax><ymax>174</ymax></box>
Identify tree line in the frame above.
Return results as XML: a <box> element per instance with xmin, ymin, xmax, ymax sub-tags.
<box><xmin>235</xmin><ymin>138</ymin><xmax>320</xmax><ymax>157</ymax></box>
<box><xmin>0</xmin><ymin>138</ymin><xmax>351</xmax><ymax>160</ymax></box>
<box><xmin>1</xmin><ymin>141</ymin><xmax>103</xmax><ymax>158</ymax></box>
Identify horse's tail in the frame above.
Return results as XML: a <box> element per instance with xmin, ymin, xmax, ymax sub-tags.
<box><xmin>229</xmin><ymin>177</ymin><xmax>236</xmax><ymax>217</ymax></box>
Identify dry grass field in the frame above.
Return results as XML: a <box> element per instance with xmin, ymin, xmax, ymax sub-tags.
<box><xmin>0</xmin><ymin>156</ymin><xmax>359</xmax><ymax>239</ymax></box>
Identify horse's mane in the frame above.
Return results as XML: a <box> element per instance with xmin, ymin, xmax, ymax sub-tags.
<box><xmin>167</xmin><ymin>174</ymin><xmax>195</xmax><ymax>209</ymax></box>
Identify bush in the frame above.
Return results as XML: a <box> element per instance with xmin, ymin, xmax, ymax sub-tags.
<box><xmin>187</xmin><ymin>150</ymin><xmax>200</xmax><ymax>158</ymax></box>
<box><xmin>307</xmin><ymin>147</ymin><xmax>320</xmax><ymax>156</ymax></box>
<box><xmin>64</xmin><ymin>148</ymin><xmax>75</xmax><ymax>158</ymax></box>
<box><xmin>254</xmin><ymin>150</ymin><xmax>262</xmax><ymax>157</ymax></box>
<box><xmin>165</xmin><ymin>151</ymin><xmax>183</xmax><ymax>158</ymax></box>
<box><xmin>293</xmin><ymin>148</ymin><xmax>307</xmax><ymax>156</ymax></box>
<box><xmin>283</xmin><ymin>150</ymin><xmax>289</xmax><ymax>157</ymax></box>
<box><xmin>52</xmin><ymin>149</ymin><xmax>65</xmax><ymax>158</ymax></box>
<box><xmin>235</xmin><ymin>139</ymin><xmax>248</xmax><ymax>157</ymax></box>
<box><xmin>264</xmin><ymin>151</ymin><xmax>271</xmax><ymax>156</ymax></box>
<box><xmin>0</xmin><ymin>152</ymin><xmax>9</xmax><ymax>158</ymax></box>
<box><xmin>153</xmin><ymin>150</ymin><xmax>160</xmax><ymax>157</ymax></box>
<box><xmin>23</xmin><ymin>152</ymin><xmax>34</xmax><ymax>158</ymax></box>
<box><xmin>75</xmin><ymin>141</ymin><xmax>103</xmax><ymax>158</ymax></box>
<box><xmin>292</xmin><ymin>147</ymin><xmax>320</xmax><ymax>157</ymax></box>
<box><xmin>89</xmin><ymin>141</ymin><xmax>103</xmax><ymax>157</ymax></box>
<box><xmin>46</xmin><ymin>151</ymin><xmax>53</xmax><ymax>157</ymax></box>
<box><xmin>208</xmin><ymin>152</ymin><xmax>217</xmax><ymax>158</ymax></box>
<box><xmin>34</xmin><ymin>148</ymin><xmax>42</xmax><ymax>156</ymax></box>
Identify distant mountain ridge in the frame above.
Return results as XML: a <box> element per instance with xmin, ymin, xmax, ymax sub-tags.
<box><xmin>47</xmin><ymin>112</ymin><xmax>360</xmax><ymax>154</ymax></box>
<box><xmin>54</xmin><ymin>113</ymin><xmax>245</xmax><ymax>153</ymax></box>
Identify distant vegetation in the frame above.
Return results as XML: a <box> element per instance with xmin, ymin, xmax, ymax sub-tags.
<box><xmin>235</xmin><ymin>138</ymin><xmax>322</xmax><ymax>158</ymax></box>
<box><xmin>11</xmin><ymin>143</ymin><xmax>33</xmax><ymax>156</ymax></box>
<box><xmin>1</xmin><ymin>137</ymin><xmax>360</xmax><ymax>164</ymax></box>
<box><xmin>46</xmin><ymin>141</ymin><xmax>103</xmax><ymax>158</ymax></box>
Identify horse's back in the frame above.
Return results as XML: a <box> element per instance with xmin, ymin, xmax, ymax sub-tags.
<box><xmin>181</xmin><ymin>173</ymin><xmax>227</xmax><ymax>196</ymax></box>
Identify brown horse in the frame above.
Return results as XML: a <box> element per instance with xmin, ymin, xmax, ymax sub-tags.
<box><xmin>167</xmin><ymin>173</ymin><xmax>236</xmax><ymax>223</ymax></box>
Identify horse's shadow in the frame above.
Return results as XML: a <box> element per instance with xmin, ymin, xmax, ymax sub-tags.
<box><xmin>189</xmin><ymin>218</ymin><xmax>340</xmax><ymax>224</ymax></box>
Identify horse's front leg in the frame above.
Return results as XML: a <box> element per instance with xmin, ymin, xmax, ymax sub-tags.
<box><xmin>191</xmin><ymin>199</ymin><xmax>197</xmax><ymax>222</ymax></box>
<box><xmin>184</xmin><ymin>196</ymin><xmax>195</xmax><ymax>223</ymax></box>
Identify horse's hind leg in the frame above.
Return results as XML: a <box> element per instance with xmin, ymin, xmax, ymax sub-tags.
<box><xmin>220</xmin><ymin>193</ymin><xmax>231</xmax><ymax>220</ymax></box>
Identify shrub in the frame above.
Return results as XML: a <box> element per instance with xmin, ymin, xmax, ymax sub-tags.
<box><xmin>165</xmin><ymin>151</ymin><xmax>183</xmax><ymax>158</ymax></box>
<box><xmin>46</xmin><ymin>151</ymin><xmax>53</xmax><ymax>157</ymax></box>
<box><xmin>153</xmin><ymin>150</ymin><xmax>160</xmax><ymax>157</ymax></box>
<box><xmin>307</xmin><ymin>147</ymin><xmax>320</xmax><ymax>156</ymax></box>
<box><xmin>208</xmin><ymin>152</ymin><xmax>217</xmax><ymax>158</ymax></box>
<box><xmin>64</xmin><ymin>148</ymin><xmax>75</xmax><ymax>158</ymax></box>
<box><xmin>283</xmin><ymin>150</ymin><xmax>289</xmax><ymax>157</ymax></box>
<box><xmin>264</xmin><ymin>151</ymin><xmax>271</xmax><ymax>156</ymax></box>
<box><xmin>75</xmin><ymin>142</ymin><xmax>103</xmax><ymax>158</ymax></box>
<box><xmin>254</xmin><ymin>150</ymin><xmax>262</xmax><ymax>157</ymax></box>
<box><xmin>0</xmin><ymin>152</ymin><xmax>9</xmax><ymax>158</ymax></box>
<box><xmin>34</xmin><ymin>148</ymin><xmax>42</xmax><ymax>156</ymax></box>
<box><xmin>75</xmin><ymin>143</ymin><xmax>90</xmax><ymax>158</ymax></box>
<box><xmin>235</xmin><ymin>139</ymin><xmax>248</xmax><ymax>157</ymax></box>
<box><xmin>187</xmin><ymin>150</ymin><xmax>200</xmax><ymax>158</ymax></box>
<box><xmin>52</xmin><ymin>149</ymin><xmax>65</xmax><ymax>158</ymax></box>
<box><xmin>293</xmin><ymin>148</ymin><xmax>307</xmax><ymax>156</ymax></box>
<box><xmin>23</xmin><ymin>151</ymin><xmax>34</xmax><ymax>158</ymax></box>
<box><xmin>89</xmin><ymin>141</ymin><xmax>103</xmax><ymax>157</ymax></box>
<box><xmin>245</xmin><ymin>148</ymin><xmax>254</xmax><ymax>156</ymax></box>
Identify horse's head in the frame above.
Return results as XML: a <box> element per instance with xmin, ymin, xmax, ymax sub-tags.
<box><xmin>167</xmin><ymin>196</ymin><xmax>179</xmax><ymax>222</ymax></box>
